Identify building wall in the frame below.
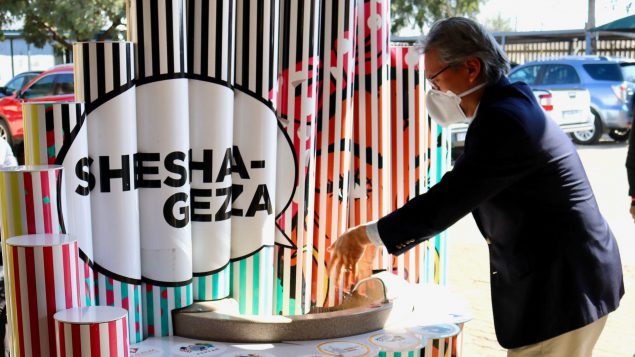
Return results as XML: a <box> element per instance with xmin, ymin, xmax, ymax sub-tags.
<box><xmin>0</xmin><ymin>37</ymin><xmax>55</xmax><ymax>86</ymax></box>
<box><xmin>504</xmin><ymin>39</ymin><xmax>635</xmax><ymax>65</ymax></box>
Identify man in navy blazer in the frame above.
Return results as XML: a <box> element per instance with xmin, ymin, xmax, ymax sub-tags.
<box><xmin>329</xmin><ymin>17</ymin><xmax>624</xmax><ymax>356</ymax></box>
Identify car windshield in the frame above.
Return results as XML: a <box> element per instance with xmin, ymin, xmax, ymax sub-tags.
<box><xmin>582</xmin><ymin>64</ymin><xmax>623</xmax><ymax>81</ymax></box>
<box><xmin>619</xmin><ymin>63</ymin><xmax>635</xmax><ymax>83</ymax></box>
<box><xmin>4</xmin><ymin>74</ymin><xmax>35</xmax><ymax>95</ymax></box>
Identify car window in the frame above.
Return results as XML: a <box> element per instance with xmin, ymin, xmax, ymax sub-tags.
<box><xmin>54</xmin><ymin>73</ymin><xmax>74</xmax><ymax>95</ymax></box>
<box><xmin>21</xmin><ymin>74</ymin><xmax>57</xmax><ymax>99</ymax></box>
<box><xmin>509</xmin><ymin>65</ymin><xmax>541</xmax><ymax>85</ymax></box>
<box><xmin>4</xmin><ymin>75</ymin><xmax>32</xmax><ymax>94</ymax></box>
<box><xmin>541</xmin><ymin>65</ymin><xmax>580</xmax><ymax>85</ymax></box>
<box><xmin>619</xmin><ymin>63</ymin><xmax>635</xmax><ymax>83</ymax></box>
<box><xmin>582</xmin><ymin>64</ymin><xmax>623</xmax><ymax>81</ymax></box>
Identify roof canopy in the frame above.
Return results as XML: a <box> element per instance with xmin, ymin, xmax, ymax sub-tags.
<box><xmin>592</xmin><ymin>14</ymin><xmax>635</xmax><ymax>32</ymax></box>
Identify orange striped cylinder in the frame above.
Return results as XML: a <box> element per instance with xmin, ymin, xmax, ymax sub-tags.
<box><xmin>389</xmin><ymin>44</ymin><xmax>428</xmax><ymax>284</ymax></box>
<box><xmin>350</xmin><ymin>0</ymin><xmax>392</xmax><ymax>277</ymax></box>
<box><xmin>409</xmin><ymin>323</ymin><xmax>461</xmax><ymax>357</ymax></box>
<box><xmin>54</xmin><ymin>306</ymin><xmax>129</xmax><ymax>356</ymax></box>
<box><xmin>312</xmin><ymin>0</ymin><xmax>357</xmax><ymax>309</ymax></box>
<box><xmin>5</xmin><ymin>234</ymin><xmax>82</xmax><ymax>357</ymax></box>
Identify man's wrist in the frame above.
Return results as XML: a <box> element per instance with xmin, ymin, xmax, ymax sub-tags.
<box><xmin>364</xmin><ymin>220</ymin><xmax>384</xmax><ymax>247</ymax></box>
<box><xmin>631</xmin><ymin>197</ymin><xmax>635</xmax><ymax>206</ymax></box>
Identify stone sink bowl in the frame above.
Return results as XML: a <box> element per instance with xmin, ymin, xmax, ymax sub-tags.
<box><xmin>172</xmin><ymin>276</ymin><xmax>393</xmax><ymax>343</ymax></box>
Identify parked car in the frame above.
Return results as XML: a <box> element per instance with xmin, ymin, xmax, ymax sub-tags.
<box><xmin>508</xmin><ymin>56</ymin><xmax>635</xmax><ymax>144</ymax></box>
<box><xmin>0</xmin><ymin>71</ymin><xmax>42</xmax><ymax>98</ymax></box>
<box><xmin>0</xmin><ymin>65</ymin><xmax>74</xmax><ymax>147</ymax></box>
<box><xmin>450</xmin><ymin>87</ymin><xmax>594</xmax><ymax>157</ymax></box>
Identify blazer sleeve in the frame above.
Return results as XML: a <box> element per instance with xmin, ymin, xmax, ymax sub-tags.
<box><xmin>626</xmin><ymin>127</ymin><xmax>635</xmax><ymax>198</ymax></box>
<box><xmin>377</xmin><ymin>109</ymin><xmax>541</xmax><ymax>255</ymax></box>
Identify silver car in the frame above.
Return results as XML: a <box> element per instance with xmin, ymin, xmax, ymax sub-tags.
<box><xmin>509</xmin><ymin>55</ymin><xmax>635</xmax><ymax>144</ymax></box>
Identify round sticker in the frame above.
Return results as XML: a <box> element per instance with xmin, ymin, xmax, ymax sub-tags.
<box><xmin>409</xmin><ymin>323</ymin><xmax>461</xmax><ymax>339</ymax></box>
<box><xmin>173</xmin><ymin>341</ymin><xmax>228</xmax><ymax>356</ymax></box>
<box><xmin>316</xmin><ymin>341</ymin><xmax>372</xmax><ymax>357</ymax></box>
<box><xmin>368</xmin><ymin>332</ymin><xmax>421</xmax><ymax>351</ymax></box>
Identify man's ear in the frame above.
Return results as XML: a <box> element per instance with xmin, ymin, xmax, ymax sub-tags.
<box><xmin>465</xmin><ymin>57</ymin><xmax>482</xmax><ymax>83</ymax></box>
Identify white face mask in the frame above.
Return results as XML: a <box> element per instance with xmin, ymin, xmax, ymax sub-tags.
<box><xmin>425</xmin><ymin>82</ymin><xmax>486</xmax><ymax>127</ymax></box>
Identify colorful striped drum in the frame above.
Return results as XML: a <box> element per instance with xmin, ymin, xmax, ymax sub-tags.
<box><xmin>22</xmin><ymin>101</ymin><xmax>96</xmax><ymax>307</ymax></box>
<box><xmin>0</xmin><ymin>166</ymin><xmax>65</xmax><ymax>357</ymax></box>
<box><xmin>409</xmin><ymin>323</ymin><xmax>461</xmax><ymax>357</ymax></box>
<box><xmin>5</xmin><ymin>234</ymin><xmax>81</xmax><ymax>357</ymax></box>
<box><xmin>368</xmin><ymin>331</ymin><xmax>423</xmax><ymax>357</ymax></box>
<box><xmin>0</xmin><ymin>165</ymin><xmax>65</xmax><ymax>239</ymax></box>
<box><xmin>54</xmin><ymin>306</ymin><xmax>129</xmax><ymax>356</ymax></box>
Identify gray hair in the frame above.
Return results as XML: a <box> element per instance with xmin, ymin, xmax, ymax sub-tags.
<box><xmin>420</xmin><ymin>17</ymin><xmax>510</xmax><ymax>84</ymax></box>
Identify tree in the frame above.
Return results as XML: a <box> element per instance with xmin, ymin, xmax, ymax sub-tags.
<box><xmin>391</xmin><ymin>0</ymin><xmax>485</xmax><ymax>33</ymax></box>
<box><xmin>484</xmin><ymin>13</ymin><xmax>512</xmax><ymax>32</ymax></box>
<box><xmin>0</xmin><ymin>0</ymin><xmax>126</xmax><ymax>55</ymax></box>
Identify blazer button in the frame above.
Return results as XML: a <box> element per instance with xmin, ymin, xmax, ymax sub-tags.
<box><xmin>485</xmin><ymin>238</ymin><xmax>492</xmax><ymax>245</ymax></box>
<box><xmin>492</xmin><ymin>271</ymin><xmax>498</xmax><ymax>275</ymax></box>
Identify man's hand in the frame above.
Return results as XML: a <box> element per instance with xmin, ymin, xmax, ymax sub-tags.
<box><xmin>630</xmin><ymin>205</ymin><xmax>635</xmax><ymax>222</ymax></box>
<box><xmin>327</xmin><ymin>225</ymin><xmax>375</xmax><ymax>289</ymax></box>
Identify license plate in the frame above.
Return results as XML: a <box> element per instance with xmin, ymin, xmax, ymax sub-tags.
<box><xmin>563</xmin><ymin>110</ymin><xmax>582</xmax><ymax>119</ymax></box>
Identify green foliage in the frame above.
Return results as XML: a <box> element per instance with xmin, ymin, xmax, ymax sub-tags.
<box><xmin>484</xmin><ymin>13</ymin><xmax>513</xmax><ymax>32</ymax></box>
<box><xmin>0</xmin><ymin>0</ymin><xmax>126</xmax><ymax>51</ymax></box>
<box><xmin>391</xmin><ymin>0</ymin><xmax>484</xmax><ymax>33</ymax></box>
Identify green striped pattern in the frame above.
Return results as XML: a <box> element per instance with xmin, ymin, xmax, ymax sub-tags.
<box><xmin>193</xmin><ymin>265</ymin><xmax>231</xmax><ymax>301</ymax></box>
<box><xmin>230</xmin><ymin>246</ymin><xmax>274</xmax><ymax>315</ymax></box>
<box><xmin>142</xmin><ymin>282</ymin><xmax>193</xmax><ymax>337</ymax></box>
<box><xmin>379</xmin><ymin>351</ymin><xmax>419</xmax><ymax>357</ymax></box>
<box><xmin>93</xmin><ymin>272</ymin><xmax>143</xmax><ymax>343</ymax></box>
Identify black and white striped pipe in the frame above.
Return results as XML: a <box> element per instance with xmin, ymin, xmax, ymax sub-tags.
<box><xmin>73</xmin><ymin>41</ymin><xmax>144</xmax><ymax>343</ymax></box>
<box><xmin>230</xmin><ymin>0</ymin><xmax>280</xmax><ymax>316</ymax></box>
<box><xmin>187</xmin><ymin>0</ymin><xmax>235</xmax><ymax>301</ymax></box>
<box><xmin>273</xmin><ymin>0</ymin><xmax>321</xmax><ymax>316</ymax></box>
<box><xmin>130</xmin><ymin>0</ymin><xmax>194</xmax><ymax>336</ymax></box>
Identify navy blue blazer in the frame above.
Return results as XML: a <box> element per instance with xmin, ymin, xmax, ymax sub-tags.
<box><xmin>377</xmin><ymin>77</ymin><xmax>624</xmax><ymax>348</ymax></box>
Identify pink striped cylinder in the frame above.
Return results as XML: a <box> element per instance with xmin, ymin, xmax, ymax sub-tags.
<box><xmin>5</xmin><ymin>234</ymin><xmax>82</xmax><ymax>357</ymax></box>
<box><xmin>54</xmin><ymin>306</ymin><xmax>129</xmax><ymax>357</ymax></box>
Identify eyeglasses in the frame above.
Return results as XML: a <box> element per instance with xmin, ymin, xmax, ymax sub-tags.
<box><xmin>425</xmin><ymin>65</ymin><xmax>450</xmax><ymax>89</ymax></box>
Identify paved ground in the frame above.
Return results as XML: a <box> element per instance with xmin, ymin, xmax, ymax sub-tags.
<box><xmin>447</xmin><ymin>139</ymin><xmax>635</xmax><ymax>357</ymax></box>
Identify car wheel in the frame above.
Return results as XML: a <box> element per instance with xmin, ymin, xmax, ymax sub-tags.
<box><xmin>608</xmin><ymin>128</ymin><xmax>630</xmax><ymax>142</ymax></box>
<box><xmin>0</xmin><ymin>119</ymin><xmax>12</xmax><ymax>147</ymax></box>
<box><xmin>571</xmin><ymin>112</ymin><xmax>603</xmax><ymax>145</ymax></box>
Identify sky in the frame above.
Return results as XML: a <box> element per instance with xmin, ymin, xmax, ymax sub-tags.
<box><xmin>477</xmin><ymin>0</ymin><xmax>632</xmax><ymax>31</ymax></box>
<box><xmin>396</xmin><ymin>0</ymin><xmax>634</xmax><ymax>35</ymax></box>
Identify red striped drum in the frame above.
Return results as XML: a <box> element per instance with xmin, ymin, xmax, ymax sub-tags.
<box><xmin>5</xmin><ymin>234</ymin><xmax>81</xmax><ymax>357</ymax></box>
<box><xmin>54</xmin><ymin>306</ymin><xmax>129</xmax><ymax>357</ymax></box>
